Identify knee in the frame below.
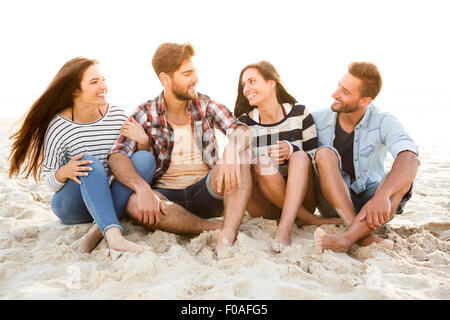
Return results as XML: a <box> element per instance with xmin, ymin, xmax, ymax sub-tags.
<box><xmin>131</xmin><ymin>151</ymin><xmax>156</xmax><ymax>178</ymax></box>
<box><xmin>314</xmin><ymin>147</ymin><xmax>338</xmax><ymax>168</ymax></box>
<box><xmin>82</xmin><ymin>154</ymin><xmax>104</xmax><ymax>170</ymax></box>
<box><xmin>289</xmin><ymin>150</ymin><xmax>310</xmax><ymax>166</ymax></box>
<box><xmin>131</xmin><ymin>151</ymin><xmax>156</xmax><ymax>169</ymax></box>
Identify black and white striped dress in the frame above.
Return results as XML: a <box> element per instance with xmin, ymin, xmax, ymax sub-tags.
<box><xmin>43</xmin><ymin>104</ymin><xmax>128</xmax><ymax>191</ymax></box>
<box><xmin>238</xmin><ymin>103</ymin><xmax>318</xmax><ymax>175</ymax></box>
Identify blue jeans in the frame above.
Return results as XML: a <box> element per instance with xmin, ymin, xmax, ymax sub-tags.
<box><xmin>51</xmin><ymin>151</ymin><xmax>156</xmax><ymax>235</ymax></box>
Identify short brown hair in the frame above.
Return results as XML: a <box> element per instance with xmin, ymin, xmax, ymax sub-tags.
<box><xmin>348</xmin><ymin>62</ymin><xmax>382</xmax><ymax>99</ymax></box>
<box><xmin>151</xmin><ymin>42</ymin><xmax>195</xmax><ymax>76</ymax></box>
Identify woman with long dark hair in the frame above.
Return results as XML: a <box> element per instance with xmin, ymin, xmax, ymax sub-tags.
<box><xmin>235</xmin><ymin>61</ymin><xmax>342</xmax><ymax>252</ymax></box>
<box><xmin>9</xmin><ymin>57</ymin><xmax>155</xmax><ymax>253</ymax></box>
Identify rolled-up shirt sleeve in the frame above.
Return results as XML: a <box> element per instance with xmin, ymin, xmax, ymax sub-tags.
<box><xmin>380</xmin><ymin>113</ymin><xmax>419</xmax><ymax>159</ymax></box>
<box><xmin>207</xmin><ymin>100</ymin><xmax>246</xmax><ymax>135</ymax></box>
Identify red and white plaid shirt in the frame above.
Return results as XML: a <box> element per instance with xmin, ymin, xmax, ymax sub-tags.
<box><xmin>110</xmin><ymin>91</ymin><xmax>244</xmax><ymax>185</ymax></box>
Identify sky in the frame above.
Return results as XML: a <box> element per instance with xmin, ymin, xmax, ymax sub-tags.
<box><xmin>0</xmin><ymin>0</ymin><xmax>449</xmax><ymax>119</ymax></box>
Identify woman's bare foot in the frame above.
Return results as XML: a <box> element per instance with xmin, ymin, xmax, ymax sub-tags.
<box><xmin>104</xmin><ymin>227</ymin><xmax>148</xmax><ymax>253</ymax></box>
<box><xmin>71</xmin><ymin>224</ymin><xmax>103</xmax><ymax>253</ymax></box>
<box><xmin>314</xmin><ymin>228</ymin><xmax>352</xmax><ymax>254</ymax></box>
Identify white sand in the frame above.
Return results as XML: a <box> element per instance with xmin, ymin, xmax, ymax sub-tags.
<box><xmin>1</xmin><ymin>112</ymin><xmax>449</xmax><ymax>300</ymax></box>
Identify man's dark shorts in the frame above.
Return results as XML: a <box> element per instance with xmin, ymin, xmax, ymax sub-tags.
<box><xmin>153</xmin><ymin>170</ymin><xmax>224</xmax><ymax>219</ymax></box>
<box><xmin>309</xmin><ymin>147</ymin><xmax>412</xmax><ymax>220</ymax></box>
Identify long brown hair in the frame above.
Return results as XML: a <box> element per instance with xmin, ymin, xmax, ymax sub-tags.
<box><xmin>234</xmin><ymin>60</ymin><xmax>297</xmax><ymax>117</ymax></box>
<box><xmin>9</xmin><ymin>57</ymin><xmax>98</xmax><ymax>181</ymax></box>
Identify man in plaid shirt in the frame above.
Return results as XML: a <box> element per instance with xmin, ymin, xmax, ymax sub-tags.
<box><xmin>108</xmin><ymin>42</ymin><xmax>252</xmax><ymax>258</ymax></box>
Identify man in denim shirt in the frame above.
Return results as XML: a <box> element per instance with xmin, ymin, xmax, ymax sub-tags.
<box><xmin>311</xmin><ymin>62</ymin><xmax>420</xmax><ymax>253</ymax></box>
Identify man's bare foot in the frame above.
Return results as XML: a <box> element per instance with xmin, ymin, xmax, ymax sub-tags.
<box><xmin>358</xmin><ymin>234</ymin><xmax>394</xmax><ymax>250</ymax></box>
<box><xmin>272</xmin><ymin>231</ymin><xmax>291</xmax><ymax>253</ymax></box>
<box><xmin>314</xmin><ymin>228</ymin><xmax>326</xmax><ymax>254</ymax></box>
<box><xmin>314</xmin><ymin>227</ymin><xmax>352</xmax><ymax>254</ymax></box>
<box><xmin>215</xmin><ymin>237</ymin><xmax>232</xmax><ymax>259</ymax></box>
<box><xmin>104</xmin><ymin>227</ymin><xmax>148</xmax><ymax>253</ymax></box>
<box><xmin>71</xmin><ymin>224</ymin><xmax>103</xmax><ymax>253</ymax></box>
<box><xmin>271</xmin><ymin>239</ymin><xmax>289</xmax><ymax>253</ymax></box>
<box><xmin>215</xmin><ymin>229</ymin><xmax>237</xmax><ymax>259</ymax></box>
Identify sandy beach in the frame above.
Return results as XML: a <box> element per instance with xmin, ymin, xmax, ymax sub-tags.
<box><xmin>0</xmin><ymin>109</ymin><xmax>449</xmax><ymax>300</ymax></box>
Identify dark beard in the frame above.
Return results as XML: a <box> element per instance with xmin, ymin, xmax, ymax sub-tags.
<box><xmin>173</xmin><ymin>87</ymin><xmax>197</xmax><ymax>101</ymax></box>
<box><xmin>331</xmin><ymin>101</ymin><xmax>359</xmax><ymax>113</ymax></box>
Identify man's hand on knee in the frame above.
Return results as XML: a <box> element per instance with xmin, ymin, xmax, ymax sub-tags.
<box><xmin>359</xmin><ymin>194</ymin><xmax>391</xmax><ymax>229</ymax></box>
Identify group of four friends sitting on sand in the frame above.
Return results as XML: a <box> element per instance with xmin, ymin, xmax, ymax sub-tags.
<box><xmin>8</xmin><ymin>42</ymin><xmax>420</xmax><ymax>259</ymax></box>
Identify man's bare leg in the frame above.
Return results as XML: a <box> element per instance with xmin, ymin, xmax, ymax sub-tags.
<box><xmin>126</xmin><ymin>192</ymin><xmax>223</xmax><ymax>234</ymax></box>
<box><xmin>296</xmin><ymin>161</ymin><xmax>343</xmax><ymax>227</ymax></box>
<box><xmin>315</xmin><ymin>147</ymin><xmax>383</xmax><ymax>246</ymax></box>
<box><xmin>209</xmin><ymin>163</ymin><xmax>252</xmax><ymax>258</ymax></box>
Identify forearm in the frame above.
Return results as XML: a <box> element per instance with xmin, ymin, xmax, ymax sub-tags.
<box><xmin>136</xmin><ymin>140</ymin><xmax>149</xmax><ymax>151</ymax></box>
<box><xmin>375</xmin><ymin>151</ymin><xmax>420</xmax><ymax>198</ymax></box>
<box><xmin>135</xmin><ymin>133</ymin><xmax>149</xmax><ymax>151</ymax></box>
<box><xmin>108</xmin><ymin>152</ymin><xmax>151</xmax><ymax>192</ymax></box>
<box><xmin>223</xmin><ymin>125</ymin><xmax>252</xmax><ymax>159</ymax></box>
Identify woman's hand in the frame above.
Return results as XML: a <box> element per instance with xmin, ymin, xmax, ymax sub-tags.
<box><xmin>55</xmin><ymin>153</ymin><xmax>92</xmax><ymax>184</ymax></box>
<box><xmin>120</xmin><ymin>118</ymin><xmax>149</xmax><ymax>150</ymax></box>
<box><xmin>268</xmin><ymin>141</ymin><xmax>291</xmax><ymax>164</ymax></box>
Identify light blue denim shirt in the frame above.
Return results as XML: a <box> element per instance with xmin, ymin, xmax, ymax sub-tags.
<box><xmin>312</xmin><ymin>103</ymin><xmax>419</xmax><ymax>194</ymax></box>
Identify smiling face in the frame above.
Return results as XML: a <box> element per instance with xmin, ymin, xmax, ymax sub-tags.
<box><xmin>241</xmin><ymin>68</ymin><xmax>275</xmax><ymax>107</ymax></box>
<box><xmin>167</xmin><ymin>59</ymin><xmax>199</xmax><ymax>101</ymax></box>
<box><xmin>74</xmin><ymin>64</ymin><xmax>107</xmax><ymax>106</ymax></box>
<box><xmin>331</xmin><ymin>72</ymin><xmax>365</xmax><ymax>113</ymax></box>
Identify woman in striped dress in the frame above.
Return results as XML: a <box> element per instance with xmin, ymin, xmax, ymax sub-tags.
<box><xmin>9</xmin><ymin>57</ymin><xmax>155</xmax><ymax>253</ymax></box>
<box><xmin>234</xmin><ymin>61</ymin><xmax>342</xmax><ymax>252</ymax></box>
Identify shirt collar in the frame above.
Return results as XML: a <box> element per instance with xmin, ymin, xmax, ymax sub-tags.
<box><xmin>357</xmin><ymin>103</ymin><xmax>375</xmax><ymax>129</ymax></box>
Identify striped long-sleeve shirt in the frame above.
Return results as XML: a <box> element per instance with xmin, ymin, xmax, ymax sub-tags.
<box><xmin>238</xmin><ymin>103</ymin><xmax>318</xmax><ymax>174</ymax></box>
<box><xmin>43</xmin><ymin>104</ymin><xmax>128</xmax><ymax>192</ymax></box>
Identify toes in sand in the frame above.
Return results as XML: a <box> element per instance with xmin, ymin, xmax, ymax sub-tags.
<box><xmin>314</xmin><ymin>228</ymin><xmax>326</xmax><ymax>254</ymax></box>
